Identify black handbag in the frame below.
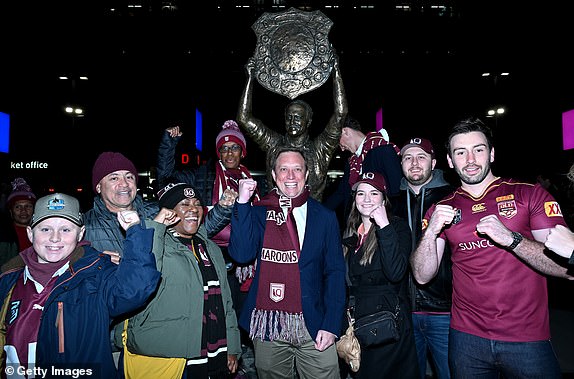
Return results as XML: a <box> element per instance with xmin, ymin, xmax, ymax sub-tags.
<box><xmin>353</xmin><ymin>303</ymin><xmax>400</xmax><ymax>347</ymax></box>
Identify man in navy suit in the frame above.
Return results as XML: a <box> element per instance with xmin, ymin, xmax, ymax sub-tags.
<box><xmin>229</xmin><ymin>147</ymin><xmax>346</xmax><ymax>379</ymax></box>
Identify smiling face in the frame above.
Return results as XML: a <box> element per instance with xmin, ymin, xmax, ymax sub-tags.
<box><xmin>354</xmin><ymin>182</ymin><xmax>385</xmax><ymax>218</ymax></box>
<box><xmin>171</xmin><ymin>197</ymin><xmax>204</xmax><ymax>238</ymax></box>
<box><xmin>447</xmin><ymin>131</ymin><xmax>494</xmax><ymax>186</ymax></box>
<box><xmin>401</xmin><ymin>146</ymin><xmax>435</xmax><ymax>186</ymax></box>
<box><xmin>272</xmin><ymin>151</ymin><xmax>308</xmax><ymax>198</ymax></box>
<box><xmin>96</xmin><ymin>170</ymin><xmax>137</xmax><ymax>213</ymax></box>
<box><xmin>27</xmin><ymin>218</ymin><xmax>85</xmax><ymax>264</ymax></box>
<box><xmin>219</xmin><ymin>141</ymin><xmax>242</xmax><ymax>170</ymax></box>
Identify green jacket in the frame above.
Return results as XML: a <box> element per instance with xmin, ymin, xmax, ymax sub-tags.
<box><xmin>120</xmin><ymin>220</ymin><xmax>241</xmax><ymax>359</ymax></box>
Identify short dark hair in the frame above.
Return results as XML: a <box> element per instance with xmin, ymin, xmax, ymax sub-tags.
<box><xmin>344</xmin><ymin>115</ymin><xmax>361</xmax><ymax>131</ymax></box>
<box><xmin>446</xmin><ymin>116</ymin><xmax>493</xmax><ymax>156</ymax></box>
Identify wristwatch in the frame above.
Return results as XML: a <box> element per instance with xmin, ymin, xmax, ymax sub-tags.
<box><xmin>507</xmin><ymin>231</ymin><xmax>523</xmax><ymax>250</ymax></box>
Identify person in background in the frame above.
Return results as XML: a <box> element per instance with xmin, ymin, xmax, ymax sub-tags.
<box><xmin>394</xmin><ymin>137</ymin><xmax>454</xmax><ymax>379</ymax></box>
<box><xmin>157</xmin><ymin>121</ymin><xmax>260</xmax><ymax>378</ymax></box>
<box><xmin>545</xmin><ymin>161</ymin><xmax>574</xmax><ymax>264</ymax></box>
<box><xmin>0</xmin><ymin>193</ymin><xmax>160</xmax><ymax>379</ymax></box>
<box><xmin>410</xmin><ymin>116</ymin><xmax>572</xmax><ymax>378</ymax></box>
<box><xmin>0</xmin><ymin>178</ymin><xmax>37</xmax><ymax>266</ymax></box>
<box><xmin>342</xmin><ymin>171</ymin><xmax>419</xmax><ymax>378</ymax></box>
<box><xmin>122</xmin><ymin>183</ymin><xmax>241</xmax><ymax>378</ymax></box>
<box><xmin>157</xmin><ymin>124</ymin><xmax>219</xmax><ymax>203</ymax></box>
<box><xmin>229</xmin><ymin>148</ymin><xmax>346</xmax><ymax>378</ymax></box>
<box><xmin>236</xmin><ymin>55</ymin><xmax>348</xmax><ymax>201</ymax></box>
<box><xmin>323</xmin><ymin>116</ymin><xmax>402</xmax><ymax>224</ymax></box>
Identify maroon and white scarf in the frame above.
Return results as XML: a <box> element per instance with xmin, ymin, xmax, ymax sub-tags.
<box><xmin>348</xmin><ymin>131</ymin><xmax>400</xmax><ymax>187</ymax></box>
<box><xmin>21</xmin><ymin>247</ymin><xmax>70</xmax><ymax>288</ymax></box>
<box><xmin>250</xmin><ymin>187</ymin><xmax>310</xmax><ymax>345</ymax></box>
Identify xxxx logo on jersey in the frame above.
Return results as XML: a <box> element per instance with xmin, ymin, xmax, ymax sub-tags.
<box><xmin>544</xmin><ymin>201</ymin><xmax>563</xmax><ymax>218</ymax></box>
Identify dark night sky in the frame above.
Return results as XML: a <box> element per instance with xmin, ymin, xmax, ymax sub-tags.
<box><xmin>2</xmin><ymin>2</ymin><xmax>574</xmax><ymax>205</ymax></box>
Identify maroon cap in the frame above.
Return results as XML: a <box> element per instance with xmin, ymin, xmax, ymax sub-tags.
<box><xmin>352</xmin><ymin>172</ymin><xmax>387</xmax><ymax>193</ymax></box>
<box><xmin>400</xmin><ymin>137</ymin><xmax>435</xmax><ymax>157</ymax></box>
<box><xmin>92</xmin><ymin>152</ymin><xmax>138</xmax><ymax>192</ymax></box>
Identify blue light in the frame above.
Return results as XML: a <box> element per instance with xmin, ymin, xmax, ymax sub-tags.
<box><xmin>196</xmin><ymin>108</ymin><xmax>203</xmax><ymax>152</ymax></box>
<box><xmin>0</xmin><ymin>112</ymin><xmax>9</xmax><ymax>153</ymax></box>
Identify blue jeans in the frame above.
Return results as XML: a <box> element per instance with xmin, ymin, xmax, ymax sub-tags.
<box><xmin>449</xmin><ymin>328</ymin><xmax>562</xmax><ymax>379</ymax></box>
<box><xmin>412</xmin><ymin>313</ymin><xmax>451</xmax><ymax>379</ymax></box>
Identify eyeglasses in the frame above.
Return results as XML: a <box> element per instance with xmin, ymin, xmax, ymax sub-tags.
<box><xmin>219</xmin><ymin>145</ymin><xmax>242</xmax><ymax>154</ymax></box>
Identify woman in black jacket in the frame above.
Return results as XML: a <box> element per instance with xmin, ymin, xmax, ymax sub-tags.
<box><xmin>341</xmin><ymin>172</ymin><xmax>419</xmax><ymax>378</ymax></box>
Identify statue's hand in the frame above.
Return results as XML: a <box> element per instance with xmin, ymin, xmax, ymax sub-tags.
<box><xmin>246</xmin><ymin>57</ymin><xmax>256</xmax><ymax>76</ymax></box>
<box><xmin>331</xmin><ymin>52</ymin><xmax>340</xmax><ymax>73</ymax></box>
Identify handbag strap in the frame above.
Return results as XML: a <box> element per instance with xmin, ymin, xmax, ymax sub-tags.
<box><xmin>344</xmin><ymin>251</ymin><xmax>352</xmax><ymax>287</ymax></box>
<box><xmin>344</xmin><ymin>252</ymin><xmax>357</xmax><ymax>322</ymax></box>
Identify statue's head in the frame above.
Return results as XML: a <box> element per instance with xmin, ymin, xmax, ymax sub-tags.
<box><xmin>285</xmin><ymin>100</ymin><xmax>312</xmax><ymax>138</ymax></box>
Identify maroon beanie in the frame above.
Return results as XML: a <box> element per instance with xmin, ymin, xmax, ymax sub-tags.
<box><xmin>7</xmin><ymin>177</ymin><xmax>36</xmax><ymax>208</ymax></box>
<box><xmin>92</xmin><ymin>152</ymin><xmax>138</xmax><ymax>191</ymax></box>
<box><xmin>216</xmin><ymin>120</ymin><xmax>247</xmax><ymax>158</ymax></box>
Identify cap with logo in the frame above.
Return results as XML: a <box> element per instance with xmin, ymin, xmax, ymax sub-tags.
<box><xmin>400</xmin><ymin>137</ymin><xmax>435</xmax><ymax>157</ymax></box>
<box><xmin>351</xmin><ymin>172</ymin><xmax>388</xmax><ymax>193</ymax></box>
<box><xmin>31</xmin><ymin>193</ymin><xmax>83</xmax><ymax>228</ymax></box>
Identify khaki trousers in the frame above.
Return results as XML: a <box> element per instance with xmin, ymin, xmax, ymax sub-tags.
<box><xmin>253</xmin><ymin>337</ymin><xmax>339</xmax><ymax>379</ymax></box>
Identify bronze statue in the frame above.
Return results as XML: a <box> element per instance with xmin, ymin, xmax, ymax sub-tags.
<box><xmin>236</xmin><ymin>55</ymin><xmax>347</xmax><ymax>201</ymax></box>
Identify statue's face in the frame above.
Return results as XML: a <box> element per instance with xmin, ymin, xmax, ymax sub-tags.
<box><xmin>285</xmin><ymin>103</ymin><xmax>309</xmax><ymax>137</ymax></box>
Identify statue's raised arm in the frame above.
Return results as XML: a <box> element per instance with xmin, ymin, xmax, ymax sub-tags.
<box><xmin>236</xmin><ymin>57</ymin><xmax>281</xmax><ymax>152</ymax></box>
<box><xmin>314</xmin><ymin>53</ymin><xmax>348</xmax><ymax>173</ymax></box>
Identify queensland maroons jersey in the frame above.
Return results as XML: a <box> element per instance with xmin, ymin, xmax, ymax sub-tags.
<box><xmin>4</xmin><ymin>272</ymin><xmax>58</xmax><ymax>373</ymax></box>
<box><xmin>423</xmin><ymin>177</ymin><xmax>565</xmax><ymax>341</ymax></box>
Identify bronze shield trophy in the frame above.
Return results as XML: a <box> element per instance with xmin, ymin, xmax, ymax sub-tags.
<box><xmin>251</xmin><ymin>7</ymin><xmax>334</xmax><ymax>99</ymax></box>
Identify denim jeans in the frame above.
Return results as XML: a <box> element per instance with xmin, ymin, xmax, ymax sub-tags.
<box><xmin>449</xmin><ymin>328</ymin><xmax>562</xmax><ymax>379</ymax></box>
<box><xmin>412</xmin><ymin>313</ymin><xmax>451</xmax><ymax>379</ymax></box>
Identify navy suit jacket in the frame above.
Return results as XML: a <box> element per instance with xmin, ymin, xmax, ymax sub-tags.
<box><xmin>228</xmin><ymin>198</ymin><xmax>346</xmax><ymax>340</ymax></box>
